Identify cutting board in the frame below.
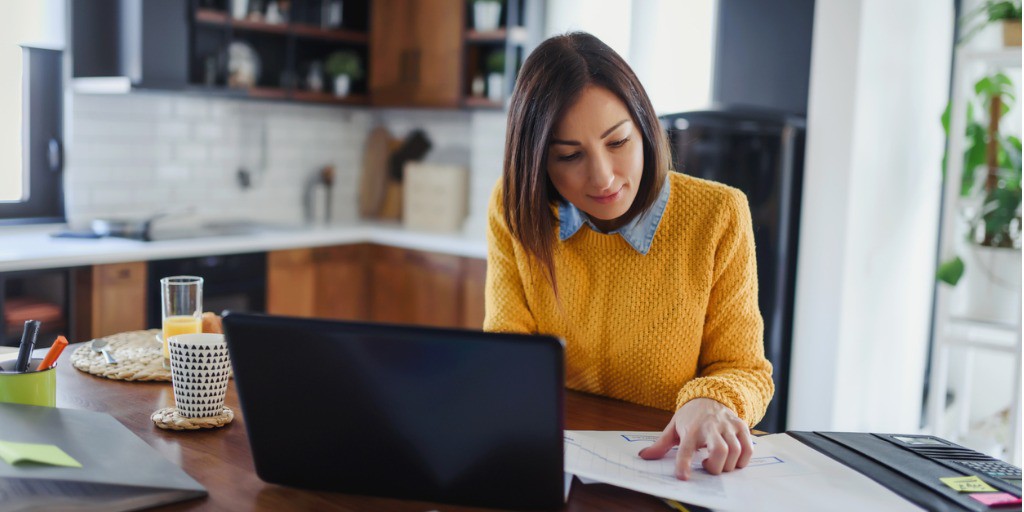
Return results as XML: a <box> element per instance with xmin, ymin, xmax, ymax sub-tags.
<box><xmin>358</xmin><ymin>126</ymin><xmax>395</xmax><ymax>219</ymax></box>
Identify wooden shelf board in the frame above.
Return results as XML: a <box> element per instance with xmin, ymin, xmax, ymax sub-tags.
<box><xmin>231</xmin><ymin>18</ymin><xmax>290</xmax><ymax>35</ymax></box>
<box><xmin>246</xmin><ymin>86</ymin><xmax>289</xmax><ymax>99</ymax></box>
<box><xmin>290</xmin><ymin>90</ymin><xmax>369</xmax><ymax>105</ymax></box>
<box><xmin>291</xmin><ymin>24</ymin><xmax>369</xmax><ymax>44</ymax></box>
<box><xmin>463</xmin><ymin>96</ymin><xmax>503</xmax><ymax>109</ymax></box>
<box><xmin>466</xmin><ymin>28</ymin><xmax>507</xmax><ymax>42</ymax></box>
<box><xmin>195</xmin><ymin>8</ymin><xmax>229</xmax><ymax>25</ymax></box>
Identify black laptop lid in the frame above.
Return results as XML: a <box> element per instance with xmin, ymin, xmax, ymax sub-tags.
<box><xmin>222</xmin><ymin>312</ymin><xmax>565</xmax><ymax>510</ymax></box>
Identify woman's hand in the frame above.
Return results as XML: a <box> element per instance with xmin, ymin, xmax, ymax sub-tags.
<box><xmin>638</xmin><ymin>398</ymin><xmax>753</xmax><ymax>480</ymax></box>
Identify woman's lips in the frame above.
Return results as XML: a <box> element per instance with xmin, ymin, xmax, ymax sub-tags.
<box><xmin>589</xmin><ymin>186</ymin><xmax>623</xmax><ymax>205</ymax></box>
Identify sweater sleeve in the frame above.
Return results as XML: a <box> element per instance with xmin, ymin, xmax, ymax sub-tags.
<box><xmin>483</xmin><ymin>184</ymin><xmax>538</xmax><ymax>335</ymax></box>
<box><xmin>675</xmin><ymin>188</ymin><xmax>775</xmax><ymax>427</ymax></box>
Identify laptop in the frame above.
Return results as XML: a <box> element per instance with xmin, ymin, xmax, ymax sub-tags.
<box><xmin>221</xmin><ymin>312</ymin><xmax>566</xmax><ymax>510</ymax></box>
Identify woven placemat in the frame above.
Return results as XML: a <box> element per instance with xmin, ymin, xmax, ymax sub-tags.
<box><xmin>151</xmin><ymin>406</ymin><xmax>234</xmax><ymax>430</ymax></box>
<box><xmin>71</xmin><ymin>329</ymin><xmax>170</xmax><ymax>381</ymax></box>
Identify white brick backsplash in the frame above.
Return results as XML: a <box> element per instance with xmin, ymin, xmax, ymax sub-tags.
<box><xmin>193</xmin><ymin>124</ymin><xmax>224</xmax><ymax>141</ymax></box>
<box><xmin>67</xmin><ymin>92</ymin><xmax>502</xmax><ymax>229</ymax></box>
<box><xmin>157</xmin><ymin>163</ymin><xmax>190</xmax><ymax>181</ymax></box>
<box><xmin>174</xmin><ymin>98</ymin><xmax>208</xmax><ymax>119</ymax></box>
<box><xmin>157</xmin><ymin>121</ymin><xmax>190</xmax><ymax>141</ymax></box>
<box><xmin>175</xmin><ymin>142</ymin><xmax>209</xmax><ymax>163</ymax></box>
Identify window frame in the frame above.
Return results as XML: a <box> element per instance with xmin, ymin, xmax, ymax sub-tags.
<box><xmin>0</xmin><ymin>46</ymin><xmax>65</xmax><ymax>225</ymax></box>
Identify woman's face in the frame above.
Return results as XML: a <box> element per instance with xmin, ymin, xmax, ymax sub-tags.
<box><xmin>547</xmin><ymin>85</ymin><xmax>644</xmax><ymax>232</ymax></box>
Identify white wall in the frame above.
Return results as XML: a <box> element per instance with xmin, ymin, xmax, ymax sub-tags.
<box><xmin>788</xmin><ymin>0</ymin><xmax>953</xmax><ymax>431</ymax></box>
<box><xmin>544</xmin><ymin>0</ymin><xmax>717</xmax><ymax>114</ymax></box>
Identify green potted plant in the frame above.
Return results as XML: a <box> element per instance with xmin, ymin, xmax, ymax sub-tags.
<box><xmin>485</xmin><ymin>49</ymin><xmax>505</xmax><ymax>102</ymax></box>
<box><xmin>324</xmin><ymin>51</ymin><xmax>363</xmax><ymax>97</ymax></box>
<box><xmin>958</xmin><ymin>0</ymin><xmax>1022</xmax><ymax>46</ymax></box>
<box><xmin>937</xmin><ymin>72</ymin><xmax>1022</xmax><ymax>322</ymax></box>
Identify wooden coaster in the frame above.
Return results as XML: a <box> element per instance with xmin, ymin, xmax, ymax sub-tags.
<box><xmin>71</xmin><ymin>329</ymin><xmax>170</xmax><ymax>381</ymax></box>
<box><xmin>151</xmin><ymin>406</ymin><xmax>234</xmax><ymax>431</ymax></box>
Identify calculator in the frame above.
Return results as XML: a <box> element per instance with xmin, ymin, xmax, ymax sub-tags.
<box><xmin>952</xmin><ymin>459</ymin><xmax>1023</xmax><ymax>487</ymax></box>
<box><xmin>883</xmin><ymin>434</ymin><xmax>1022</xmax><ymax>488</ymax></box>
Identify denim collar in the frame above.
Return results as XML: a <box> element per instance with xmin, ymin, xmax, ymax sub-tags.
<box><xmin>557</xmin><ymin>174</ymin><xmax>671</xmax><ymax>255</ymax></box>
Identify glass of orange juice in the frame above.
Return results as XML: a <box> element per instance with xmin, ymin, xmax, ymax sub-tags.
<box><xmin>160</xmin><ymin>276</ymin><xmax>203</xmax><ymax>369</ymax></box>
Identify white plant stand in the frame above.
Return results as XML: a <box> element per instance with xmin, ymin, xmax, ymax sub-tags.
<box><xmin>927</xmin><ymin>46</ymin><xmax>1022</xmax><ymax>465</ymax></box>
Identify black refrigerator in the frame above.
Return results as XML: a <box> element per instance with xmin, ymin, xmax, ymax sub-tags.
<box><xmin>660</xmin><ymin>108</ymin><xmax>806</xmax><ymax>433</ymax></box>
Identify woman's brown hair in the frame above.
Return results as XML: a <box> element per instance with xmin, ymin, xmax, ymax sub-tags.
<box><xmin>502</xmin><ymin>31</ymin><xmax>670</xmax><ymax>290</ymax></box>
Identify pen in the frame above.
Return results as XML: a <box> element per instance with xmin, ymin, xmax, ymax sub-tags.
<box><xmin>37</xmin><ymin>335</ymin><xmax>69</xmax><ymax>371</ymax></box>
<box><xmin>15</xmin><ymin>320</ymin><xmax>41</xmax><ymax>373</ymax></box>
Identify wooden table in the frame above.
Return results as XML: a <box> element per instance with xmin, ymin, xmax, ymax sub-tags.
<box><xmin>53</xmin><ymin>343</ymin><xmax>678</xmax><ymax>511</ymax></box>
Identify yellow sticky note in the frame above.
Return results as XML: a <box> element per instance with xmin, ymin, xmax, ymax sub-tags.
<box><xmin>0</xmin><ymin>440</ymin><xmax>82</xmax><ymax>468</ymax></box>
<box><xmin>940</xmin><ymin>475</ymin><xmax>997</xmax><ymax>493</ymax></box>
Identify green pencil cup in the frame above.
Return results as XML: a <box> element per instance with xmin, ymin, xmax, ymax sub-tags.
<box><xmin>0</xmin><ymin>358</ymin><xmax>56</xmax><ymax>407</ymax></box>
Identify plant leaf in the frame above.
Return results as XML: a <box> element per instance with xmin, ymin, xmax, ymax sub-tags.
<box><xmin>936</xmin><ymin>256</ymin><xmax>965</xmax><ymax>285</ymax></box>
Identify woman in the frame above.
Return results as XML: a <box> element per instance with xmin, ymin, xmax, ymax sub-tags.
<box><xmin>484</xmin><ymin>32</ymin><xmax>774</xmax><ymax>481</ymax></box>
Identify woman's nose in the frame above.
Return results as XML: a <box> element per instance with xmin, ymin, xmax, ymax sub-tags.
<box><xmin>588</xmin><ymin>153</ymin><xmax>615</xmax><ymax>191</ymax></box>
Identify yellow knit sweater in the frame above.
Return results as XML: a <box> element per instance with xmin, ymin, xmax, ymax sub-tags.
<box><xmin>484</xmin><ymin>172</ymin><xmax>774</xmax><ymax>426</ymax></box>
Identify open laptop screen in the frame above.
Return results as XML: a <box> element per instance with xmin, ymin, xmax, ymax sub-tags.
<box><xmin>222</xmin><ymin>312</ymin><xmax>565</xmax><ymax>510</ymax></box>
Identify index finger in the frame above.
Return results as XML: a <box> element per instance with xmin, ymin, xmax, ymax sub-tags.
<box><xmin>639</xmin><ymin>420</ymin><xmax>679</xmax><ymax>460</ymax></box>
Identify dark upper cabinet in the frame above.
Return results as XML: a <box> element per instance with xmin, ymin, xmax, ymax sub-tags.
<box><xmin>71</xmin><ymin>0</ymin><xmax>189</xmax><ymax>90</ymax></box>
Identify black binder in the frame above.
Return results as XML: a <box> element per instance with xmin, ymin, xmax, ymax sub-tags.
<box><xmin>790</xmin><ymin>432</ymin><xmax>1021</xmax><ymax>512</ymax></box>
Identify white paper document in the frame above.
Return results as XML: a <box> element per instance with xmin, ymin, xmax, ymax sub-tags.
<box><xmin>565</xmin><ymin>431</ymin><xmax>923</xmax><ymax>512</ymax></box>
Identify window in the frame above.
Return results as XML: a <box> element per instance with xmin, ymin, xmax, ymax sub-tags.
<box><xmin>0</xmin><ymin>2</ymin><xmax>65</xmax><ymax>224</ymax></box>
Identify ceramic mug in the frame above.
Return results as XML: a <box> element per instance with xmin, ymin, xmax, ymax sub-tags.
<box><xmin>168</xmin><ymin>333</ymin><xmax>231</xmax><ymax>418</ymax></box>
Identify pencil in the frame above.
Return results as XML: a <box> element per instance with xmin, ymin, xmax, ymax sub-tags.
<box><xmin>662</xmin><ymin>498</ymin><xmax>690</xmax><ymax>512</ymax></box>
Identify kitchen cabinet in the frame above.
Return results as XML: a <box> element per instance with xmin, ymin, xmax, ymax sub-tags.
<box><xmin>267</xmin><ymin>245</ymin><xmax>369</xmax><ymax>320</ymax></box>
<box><xmin>71</xmin><ymin>0</ymin><xmax>371</xmax><ymax>105</ymax></box>
<box><xmin>461</xmin><ymin>257</ymin><xmax>486</xmax><ymax>329</ymax></box>
<box><xmin>0</xmin><ymin>270</ymin><xmax>70</xmax><ymax>348</ymax></box>
<box><xmin>369</xmin><ymin>0</ymin><xmax>464</xmax><ymax>107</ymax></box>
<box><xmin>369</xmin><ymin>245</ymin><xmax>463</xmax><ymax>327</ymax></box>
<box><xmin>189</xmin><ymin>0</ymin><xmax>371</xmax><ymax>104</ymax></box>
<box><xmin>73</xmin><ymin>262</ymin><xmax>148</xmax><ymax>341</ymax></box>
<box><xmin>71</xmin><ymin>0</ymin><xmax>190</xmax><ymax>91</ymax></box>
<box><xmin>267</xmin><ymin>244</ymin><xmax>485</xmax><ymax>329</ymax></box>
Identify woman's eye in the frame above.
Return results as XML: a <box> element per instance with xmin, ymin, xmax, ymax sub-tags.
<box><xmin>557</xmin><ymin>152</ymin><xmax>581</xmax><ymax>162</ymax></box>
<box><xmin>609</xmin><ymin>137</ymin><xmax>630</xmax><ymax>148</ymax></box>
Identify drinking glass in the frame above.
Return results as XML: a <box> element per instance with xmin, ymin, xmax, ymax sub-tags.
<box><xmin>160</xmin><ymin>276</ymin><xmax>203</xmax><ymax>369</ymax></box>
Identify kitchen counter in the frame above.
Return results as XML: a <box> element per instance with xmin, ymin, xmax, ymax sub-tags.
<box><xmin>0</xmin><ymin>222</ymin><xmax>487</xmax><ymax>273</ymax></box>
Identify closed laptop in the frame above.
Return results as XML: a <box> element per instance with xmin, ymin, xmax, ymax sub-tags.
<box><xmin>222</xmin><ymin>312</ymin><xmax>565</xmax><ymax>510</ymax></box>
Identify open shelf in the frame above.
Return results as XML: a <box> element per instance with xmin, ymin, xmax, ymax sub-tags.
<box><xmin>290</xmin><ymin>91</ymin><xmax>369</xmax><ymax>105</ymax></box>
<box><xmin>462</xmin><ymin>96</ymin><xmax>503</xmax><ymax>109</ymax></box>
<box><xmin>466</xmin><ymin>28</ymin><xmax>507</xmax><ymax>43</ymax></box>
<box><xmin>292</xmin><ymin>24</ymin><xmax>369</xmax><ymax>44</ymax></box>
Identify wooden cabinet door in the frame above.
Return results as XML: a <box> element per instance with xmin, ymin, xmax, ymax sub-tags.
<box><xmin>369</xmin><ymin>245</ymin><xmax>413</xmax><ymax>324</ymax></box>
<box><xmin>370</xmin><ymin>0</ymin><xmax>463</xmax><ymax>107</ymax></box>
<box><xmin>267</xmin><ymin>249</ymin><xmax>317</xmax><ymax>317</ymax></box>
<box><xmin>369</xmin><ymin>246</ymin><xmax>463</xmax><ymax>327</ymax></box>
<box><xmin>74</xmin><ymin>262</ymin><xmax>147</xmax><ymax>340</ymax></box>
<box><xmin>314</xmin><ymin>244</ymin><xmax>370</xmax><ymax>321</ymax></box>
<box><xmin>405</xmin><ymin>249</ymin><xmax>462</xmax><ymax>327</ymax></box>
<box><xmin>461</xmin><ymin>257</ymin><xmax>486</xmax><ymax>330</ymax></box>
